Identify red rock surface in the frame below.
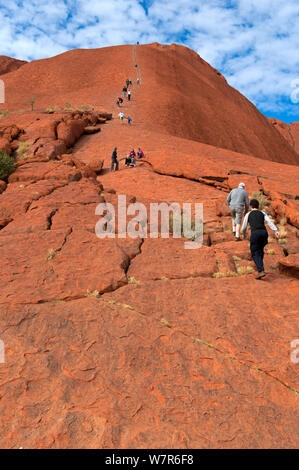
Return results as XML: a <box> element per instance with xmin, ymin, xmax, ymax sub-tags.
<box><xmin>0</xmin><ymin>56</ymin><xmax>27</xmax><ymax>76</ymax></box>
<box><xmin>269</xmin><ymin>118</ymin><xmax>299</xmax><ymax>155</ymax></box>
<box><xmin>0</xmin><ymin>44</ymin><xmax>298</xmax><ymax>165</ymax></box>
<box><xmin>0</xmin><ymin>43</ymin><xmax>298</xmax><ymax>449</ymax></box>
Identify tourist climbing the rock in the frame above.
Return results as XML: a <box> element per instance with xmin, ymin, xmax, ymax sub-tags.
<box><xmin>128</xmin><ymin>90</ymin><xmax>131</xmax><ymax>101</ymax></box>
<box><xmin>117</xmin><ymin>97</ymin><xmax>123</xmax><ymax>107</ymax></box>
<box><xmin>118</xmin><ymin>111</ymin><xmax>125</xmax><ymax>122</ymax></box>
<box><xmin>242</xmin><ymin>199</ymin><xmax>280</xmax><ymax>279</ymax></box>
<box><xmin>137</xmin><ymin>77</ymin><xmax>140</xmax><ymax>85</ymax></box>
<box><xmin>226</xmin><ymin>182</ymin><xmax>249</xmax><ymax>241</ymax></box>
<box><xmin>126</xmin><ymin>79</ymin><xmax>129</xmax><ymax>88</ymax></box>
<box><xmin>123</xmin><ymin>86</ymin><xmax>127</xmax><ymax>98</ymax></box>
<box><xmin>127</xmin><ymin>116</ymin><xmax>132</xmax><ymax>125</ymax></box>
<box><xmin>125</xmin><ymin>154</ymin><xmax>131</xmax><ymax>167</ymax></box>
<box><xmin>137</xmin><ymin>148</ymin><xmax>144</xmax><ymax>158</ymax></box>
<box><xmin>129</xmin><ymin>78</ymin><xmax>132</xmax><ymax>86</ymax></box>
<box><xmin>130</xmin><ymin>155</ymin><xmax>136</xmax><ymax>167</ymax></box>
<box><xmin>111</xmin><ymin>147</ymin><xmax>119</xmax><ymax>171</ymax></box>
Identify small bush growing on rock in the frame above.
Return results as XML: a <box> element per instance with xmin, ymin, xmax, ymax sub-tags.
<box><xmin>265</xmin><ymin>249</ymin><xmax>276</xmax><ymax>255</ymax></box>
<box><xmin>160</xmin><ymin>318</ymin><xmax>171</xmax><ymax>328</ymax></box>
<box><xmin>236</xmin><ymin>265</ymin><xmax>254</xmax><ymax>275</ymax></box>
<box><xmin>0</xmin><ymin>110</ymin><xmax>9</xmax><ymax>119</ymax></box>
<box><xmin>16</xmin><ymin>141</ymin><xmax>31</xmax><ymax>160</ymax></box>
<box><xmin>278</xmin><ymin>226</ymin><xmax>287</xmax><ymax>239</ymax></box>
<box><xmin>64</xmin><ymin>102</ymin><xmax>72</xmax><ymax>110</ymax></box>
<box><xmin>127</xmin><ymin>277</ymin><xmax>140</xmax><ymax>284</ymax></box>
<box><xmin>85</xmin><ymin>289</ymin><xmax>100</xmax><ymax>298</ymax></box>
<box><xmin>47</xmin><ymin>248</ymin><xmax>55</xmax><ymax>260</ymax></box>
<box><xmin>46</xmin><ymin>106</ymin><xmax>59</xmax><ymax>113</ymax></box>
<box><xmin>212</xmin><ymin>271</ymin><xmax>238</xmax><ymax>278</ymax></box>
<box><xmin>251</xmin><ymin>191</ymin><xmax>269</xmax><ymax>211</ymax></box>
<box><xmin>0</xmin><ymin>150</ymin><xmax>15</xmax><ymax>180</ymax></box>
<box><xmin>26</xmin><ymin>96</ymin><xmax>36</xmax><ymax>111</ymax></box>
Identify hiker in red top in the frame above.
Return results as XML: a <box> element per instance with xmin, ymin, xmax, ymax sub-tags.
<box><xmin>137</xmin><ymin>148</ymin><xmax>144</xmax><ymax>158</ymax></box>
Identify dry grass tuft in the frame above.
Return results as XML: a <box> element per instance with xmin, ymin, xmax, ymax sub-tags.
<box><xmin>85</xmin><ymin>289</ymin><xmax>100</xmax><ymax>298</ymax></box>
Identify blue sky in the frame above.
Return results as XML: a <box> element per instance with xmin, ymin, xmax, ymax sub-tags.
<box><xmin>0</xmin><ymin>0</ymin><xmax>298</xmax><ymax>123</ymax></box>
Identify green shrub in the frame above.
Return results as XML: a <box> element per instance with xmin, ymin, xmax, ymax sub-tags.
<box><xmin>0</xmin><ymin>110</ymin><xmax>9</xmax><ymax>119</ymax></box>
<box><xmin>0</xmin><ymin>150</ymin><xmax>15</xmax><ymax>180</ymax></box>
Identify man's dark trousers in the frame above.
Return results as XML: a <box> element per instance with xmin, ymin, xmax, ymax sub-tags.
<box><xmin>250</xmin><ymin>229</ymin><xmax>268</xmax><ymax>272</ymax></box>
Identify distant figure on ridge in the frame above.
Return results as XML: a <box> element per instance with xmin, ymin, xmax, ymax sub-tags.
<box><xmin>128</xmin><ymin>90</ymin><xmax>131</xmax><ymax>101</ymax></box>
<box><xmin>118</xmin><ymin>111</ymin><xmax>125</xmax><ymax>122</ymax></box>
<box><xmin>111</xmin><ymin>147</ymin><xmax>119</xmax><ymax>172</ymax></box>
<box><xmin>242</xmin><ymin>199</ymin><xmax>280</xmax><ymax>279</ymax></box>
<box><xmin>226</xmin><ymin>182</ymin><xmax>249</xmax><ymax>241</ymax></box>
<box><xmin>127</xmin><ymin>116</ymin><xmax>132</xmax><ymax>125</ymax></box>
<box><xmin>137</xmin><ymin>148</ymin><xmax>144</xmax><ymax>158</ymax></box>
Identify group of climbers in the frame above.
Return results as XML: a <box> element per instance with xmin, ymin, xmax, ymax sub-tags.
<box><xmin>227</xmin><ymin>182</ymin><xmax>280</xmax><ymax>279</ymax></box>
<box><xmin>111</xmin><ymin>147</ymin><xmax>144</xmax><ymax>171</ymax></box>
<box><xmin>116</xmin><ymin>78</ymin><xmax>133</xmax><ymax>124</ymax></box>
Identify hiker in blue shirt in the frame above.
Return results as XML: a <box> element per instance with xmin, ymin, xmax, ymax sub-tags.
<box><xmin>127</xmin><ymin>116</ymin><xmax>132</xmax><ymax>125</ymax></box>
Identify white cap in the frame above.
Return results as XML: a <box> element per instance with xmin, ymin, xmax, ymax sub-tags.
<box><xmin>239</xmin><ymin>182</ymin><xmax>245</xmax><ymax>188</ymax></box>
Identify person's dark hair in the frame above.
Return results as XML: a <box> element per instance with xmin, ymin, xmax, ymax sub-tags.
<box><xmin>250</xmin><ymin>199</ymin><xmax>259</xmax><ymax>209</ymax></box>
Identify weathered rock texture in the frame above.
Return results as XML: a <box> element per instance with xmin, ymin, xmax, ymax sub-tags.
<box><xmin>0</xmin><ymin>56</ymin><xmax>27</xmax><ymax>76</ymax></box>
<box><xmin>0</xmin><ymin>44</ymin><xmax>298</xmax><ymax>164</ymax></box>
<box><xmin>0</xmin><ymin>43</ymin><xmax>298</xmax><ymax>449</ymax></box>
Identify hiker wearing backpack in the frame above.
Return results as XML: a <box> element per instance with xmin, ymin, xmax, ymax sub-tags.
<box><xmin>111</xmin><ymin>147</ymin><xmax>119</xmax><ymax>171</ymax></box>
<box><xmin>118</xmin><ymin>111</ymin><xmax>125</xmax><ymax>122</ymax></box>
<box><xmin>242</xmin><ymin>199</ymin><xmax>280</xmax><ymax>279</ymax></box>
<box><xmin>226</xmin><ymin>182</ymin><xmax>249</xmax><ymax>241</ymax></box>
<box><xmin>129</xmin><ymin>78</ymin><xmax>132</xmax><ymax>86</ymax></box>
<box><xmin>128</xmin><ymin>90</ymin><xmax>131</xmax><ymax>101</ymax></box>
<box><xmin>123</xmin><ymin>86</ymin><xmax>127</xmax><ymax>98</ymax></box>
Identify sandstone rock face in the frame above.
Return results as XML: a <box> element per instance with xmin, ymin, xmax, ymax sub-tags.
<box><xmin>0</xmin><ymin>44</ymin><xmax>298</xmax><ymax>449</ymax></box>
<box><xmin>269</xmin><ymin>118</ymin><xmax>299</xmax><ymax>155</ymax></box>
<box><xmin>0</xmin><ymin>44</ymin><xmax>298</xmax><ymax>164</ymax></box>
<box><xmin>0</xmin><ymin>55</ymin><xmax>27</xmax><ymax>75</ymax></box>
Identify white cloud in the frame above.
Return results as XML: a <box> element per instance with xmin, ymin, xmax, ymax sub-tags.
<box><xmin>0</xmin><ymin>0</ymin><xmax>298</xmax><ymax>119</ymax></box>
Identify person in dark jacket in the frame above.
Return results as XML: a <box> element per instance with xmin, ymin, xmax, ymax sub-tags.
<box><xmin>242</xmin><ymin>199</ymin><xmax>280</xmax><ymax>279</ymax></box>
<box><xmin>111</xmin><ymin>147</ymin><xmax>119</xmax><ymax>171</ymax></box>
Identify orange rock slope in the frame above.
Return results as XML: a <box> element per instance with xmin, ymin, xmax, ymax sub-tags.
<box><xmin>0</xmin><ymin>44</ymin><xmax>298</xmax><ymax>449</ymax></box>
